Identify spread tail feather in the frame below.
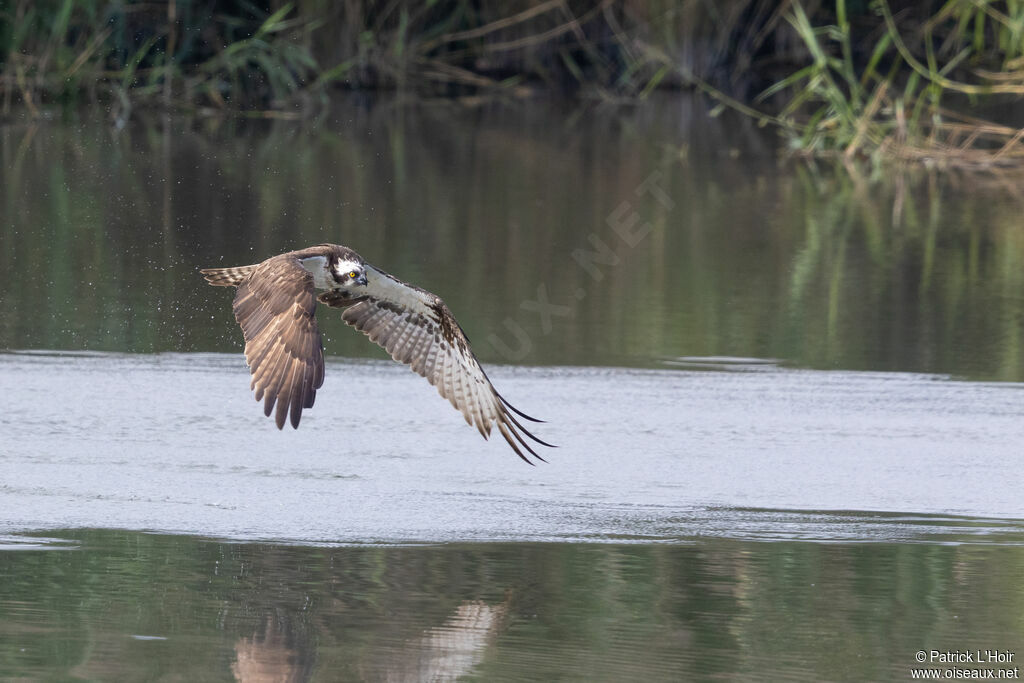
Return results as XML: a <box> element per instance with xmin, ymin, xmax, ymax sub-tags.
<box><xmin>200</xmin><ymin>265</ymin><xmax>258</xmax><ymax>287</ymax></box>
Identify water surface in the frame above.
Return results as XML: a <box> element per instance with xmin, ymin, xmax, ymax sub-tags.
<box><xmin>1</xmin><ymin>351</ymin><xmax>1022</xmax><ymax>541</ymax></box>
<box><xmin>3</xmin><ymin>96</ymin><xmax>1024</xmax><ymax>378</ymax></box>
<box><xmin>2</xmin><ymin>530</ymin><xmax>1023</xmax><ymax>682</ymax></box>
<box><xmin>2</xmin><ymin>96</ymin><xmax>1024</xmax><ymax>681</ymax></box>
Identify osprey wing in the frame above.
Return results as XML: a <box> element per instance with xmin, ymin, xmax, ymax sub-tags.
<box><xmin>231</xmin><ymin>255</ymin><xmax>325</xmax><ymax>429</ymax></box>
<box><xmin>325</xmin><ymin>264</ymin><xmax>552</xmax><ymax>464</ymax></box>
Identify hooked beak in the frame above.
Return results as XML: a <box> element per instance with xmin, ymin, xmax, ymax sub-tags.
<box><xmin>356</xmin><ymin>273</ymin><xmax>368</xmax><ymax>287</ymax></box>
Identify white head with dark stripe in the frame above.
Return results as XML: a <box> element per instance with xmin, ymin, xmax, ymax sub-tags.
<box><xmin>331</xmin><ymin>256</ymin><xmax>368</xmax><ymax>289</ymax></box>
<box><xmin>299</xmin><ymin>247</ymin><xmax>368</xmax><ymax>291</ymax></box>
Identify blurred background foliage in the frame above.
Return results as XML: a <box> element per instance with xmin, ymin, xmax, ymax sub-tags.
<box><xmin>0</xmin><ymin>0</ymin><xmax>812</xmax><ymax>110</ymax></box>
<box><xmin>4</xmin><ymin>1</ymin><xmax>1024</xmax><ymax>164</ymax></box>
<box><xmin>2</xmin><ymin>5</ymin><xmax>1024</xmax><ymax>375</ymax></box>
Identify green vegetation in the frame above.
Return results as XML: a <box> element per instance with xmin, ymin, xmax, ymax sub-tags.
<box><xmin>2</xmin><ymin>1</ymin><xmax>1024</xmax><ymax>164</ymax></box>
<box><xmin>0</xmin><ymin>0</ymin><xmax>761</xmax><ymax>113</ymax></box>
<box><xmin>751</xmin><ymin>0</ymin><xmax>1024</xmax><ymax>168</ymax></box>
<box><xmin>1</xmin><ymin>1</ymin><xmax>322</xmax><ymax>119</ymax></box>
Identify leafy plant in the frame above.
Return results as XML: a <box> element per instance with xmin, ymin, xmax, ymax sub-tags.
<box><xmin>751</xmin><ymin>0</ymin><xmax>1024</xmax><ymax>167</ymax></box>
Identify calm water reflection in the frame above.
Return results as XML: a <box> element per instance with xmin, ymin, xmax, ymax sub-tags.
<box><xmin>1</xmin><ymin>530</ymin><xmax>1022</xmax><ymax>682</ymax></box>
<box><xmin>2</xmin><ymin>96</ymin><xmax>1024</xmax><ymax>378</ymax></box>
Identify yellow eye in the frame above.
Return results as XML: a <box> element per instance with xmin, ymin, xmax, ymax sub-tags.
<box><xmin>349</xmin><ymin>271</ymin><xmax>357</xmax><ymax>278</ymax></box>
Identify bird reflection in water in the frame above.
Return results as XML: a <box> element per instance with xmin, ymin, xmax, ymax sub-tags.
<box><xmin>231</xmin><ymin>615</ymin><xmax>314</xmax><ymax>683</ymax></box>
<box><xmin>380</xmin><ymin>600</ymin><xmax>507</xmax><ymax>683</ymax></box>
<box><xmin>231</xmin><ymin>600</ymin><xmax>507</xmax><ymax>683</ymax></box>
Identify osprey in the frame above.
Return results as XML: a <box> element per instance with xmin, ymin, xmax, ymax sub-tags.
<box><xmin>200</xmin><ymin>244</ymin><xmax>551</xmax><ymax>464</ymax></box>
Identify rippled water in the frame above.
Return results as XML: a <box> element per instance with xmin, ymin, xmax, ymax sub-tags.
<box><xmin>2</xmin><ymin>350</ymin><xmax>1024</xmax><ymax>542</ymax></box>
<box><xmin>2</xmin><ymin>96</ymin><xmax>1024</xmax><ymax>681</ymax></box>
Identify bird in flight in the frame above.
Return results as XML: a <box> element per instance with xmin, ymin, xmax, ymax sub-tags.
<box><xmin>201</xmin><ymin>244</ymin><xmax>551</xmax><ymax>464</ymax></box>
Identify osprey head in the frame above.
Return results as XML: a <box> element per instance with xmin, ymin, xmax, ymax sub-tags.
<box><xmin>332</xmin><ymin>258</ymin><xmax>368</xmax><ymax>288</ymax></box>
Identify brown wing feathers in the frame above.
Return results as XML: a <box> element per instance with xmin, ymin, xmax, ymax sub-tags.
<box><xmin>200</xmin><ymin>264</ymin><xmax>258</xmax><ymax>287</ymax></box>
<box><xmin>226</xmin><ymin>256</ymin><xmax>325</xmax><ymax>429</ymax></box>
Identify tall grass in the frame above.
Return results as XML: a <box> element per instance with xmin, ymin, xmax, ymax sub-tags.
<box><xmin>747</xmin><ymin>0</ymin><xmax>1024</xmax><ymax>168</ymax></box>
<box><xmin>3</xmin><ymin>1</ymin><xmax>1024</xmax><ymax>166</ymax></box>
<box><xmin>1</xmin><ymin>1</ymin><xmax>324</xmax><ymax>117</ymax></box>
<box><xmin>0</xmin><ymin>0</ymin><xmax>809</xmax><ymax>115</ymax></box>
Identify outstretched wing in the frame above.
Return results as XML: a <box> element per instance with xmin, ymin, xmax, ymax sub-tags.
<box><xmin>323</xmin><ymin>264</ymin><xmax>552</xmax><ymax>464</ymax></box>
<box><xmin>231</xmin><ymin>255</ymin><xmax>325</xmax><ymax>429</ymax></box>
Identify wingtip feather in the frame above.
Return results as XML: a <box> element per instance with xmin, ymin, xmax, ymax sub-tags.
<box><xmin>497</xmin><ymin>422</ymin><xmax>537</xmax><ymax>466</ymax></box>
<box><xmin>496</xmin><ymin>392</ymin><xmax>545</xmax><ymax>423</ymax></box>
<box><xmin>503</xmin><ymin>407</ymin><xmax>557</xmax><ymax>449</ymax></box>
